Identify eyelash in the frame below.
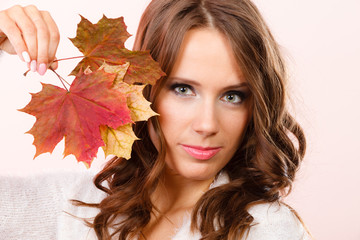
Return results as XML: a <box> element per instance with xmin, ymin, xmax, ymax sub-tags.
<box><xmin>169</xmin><ymin>83</ymin><xmax>248</xmax><ymax>105</ymax></box>
<box><xmin>171</xmin><ymin>83</ymin><xmax>195</xmax><ymax>96</ymax></box>
<box><xmin>220</xmin><ymin>90</ymin><xmax>247</xmax><ymax>105</ymax></box>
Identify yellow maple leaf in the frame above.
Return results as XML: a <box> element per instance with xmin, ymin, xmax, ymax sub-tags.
<box><xmin>99</xmin><ymin>62</ymin><xmax>130</xmax><ymax>86</ymax></box>
<box><xmin>100</xmin><ymin>124</ymin><xmax>138</xmax><ymax>159</ymax></box>
<box><xmin>98</xmin><ymin>62</ymin><xmax>158</xmax><ymax>159</ymax></box>
<box><xmin>100</xmin><ymin>62</ymin><xmax>158</xmax><ymax>122</ymax></box>
<box><xmin>119</xmin><ymin>83</ymin><xmax>158</xmax><ymax>122</ymax></box>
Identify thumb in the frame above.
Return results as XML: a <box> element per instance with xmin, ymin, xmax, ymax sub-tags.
<box><xmin>50</xmin><ymin>57</ymin><xmax>58</xmax><ymax>70</ymax></box>
<box><xmin>0</xmin><ymin>33</ymin><xmax>16</xmax><ymax>55</ymax></box>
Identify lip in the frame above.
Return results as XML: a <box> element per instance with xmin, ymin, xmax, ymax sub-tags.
<box><xmin>181</xmin><ymin>144</ymin><xmax>222</xmax><ymax>160</ymax></box>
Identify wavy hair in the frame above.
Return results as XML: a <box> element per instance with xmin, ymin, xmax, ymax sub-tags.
<box><xmin>78</xmin><ymin>0</ymin><xmax>306</xmax><ymax>239</ymax></box>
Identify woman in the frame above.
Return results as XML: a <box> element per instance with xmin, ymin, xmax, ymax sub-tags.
<box><xmin>0</xmin><ymin>0</ymin><xmax>311</xmax><ymax>239</ymax></box>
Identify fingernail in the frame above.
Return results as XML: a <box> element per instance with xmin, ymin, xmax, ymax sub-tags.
<box><xmin>38</xmin><ymin>63</ymin><xmax>47</xmax><ymax>76</ymax></box>
<box><xmin>22</xmin><ymin>51</ymin><xmax>31</xmax><ymax>63</ymax></box>
<box><xmin>30</xmin><ymin>60</ymin><xmax>37</xmax><ymax>72</ymax></box>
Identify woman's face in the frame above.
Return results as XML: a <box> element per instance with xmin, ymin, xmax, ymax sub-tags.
<box><xmin>150</xmin><ymin>28</ymin><xmax>251</xmax><ymax>181</ymax></box>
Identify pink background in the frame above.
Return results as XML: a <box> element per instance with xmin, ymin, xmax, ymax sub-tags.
<box><xmin>1</xmin><ymin>0</ymin><xmax>359</xmax><ymax>239</ymax></box>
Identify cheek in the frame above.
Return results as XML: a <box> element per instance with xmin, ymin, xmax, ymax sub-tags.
<box><xmin>148</xmin><ymin>95</ymin><xmax>186</xmax><ymax>151</ymax></box>
<box><xmin>223</xmin><ymin>111</ymin><xmax>250</xmax><ymax>146</ymax></box>
<box><xmin>157</xmin><ymin>98</ymin><xmax>191</xmax><ymax>133</ymax></box>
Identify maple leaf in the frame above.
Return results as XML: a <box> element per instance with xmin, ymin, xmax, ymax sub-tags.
<box><xmin>19</xmin><ymin>15</ymin><xmax>164</xmax><ymax>167</ymax></box>
<box><xmin>100</xmin><ymin>124</ymin><xmax>138</xmax><ymax>159</ymax></box>
<box><xmin>117</xmin><ymin>82</ymin><xmax>158</xmax><ymax>122</ymax></box>
<box><xmin>95</xmin><ymin>62</ymin><xmax>157</xmax><ymax>158</ymax></box>
<box><xmin>99</xmin><ymin>61</ymin><xmax>129</xmax><ymax>86</ymax></box>
<box><xmin>70</xmin><ymin>15</ymin><xmax>165</xmax><ymax>85</ymax></box>
<box><xmin>100</xmin><ymin>62</ymin><xmax>158</xmax><ymax>122</ymax></box>
<box><xmin>20</xmin><ymin>70</ymin><xmax>132</xmax><ymax>167</ymax></box>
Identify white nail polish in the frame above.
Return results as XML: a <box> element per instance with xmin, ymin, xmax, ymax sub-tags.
<box><xmin>30</xmin><ymin>60</ymin><xmax>37</xmax><ymax>72</ymax></box>
<box><xmin>22</xmin><ymin>51</ymin><xmax>31</xmax><ymax>63</ymax></box>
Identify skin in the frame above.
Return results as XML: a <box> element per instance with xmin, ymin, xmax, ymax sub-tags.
<box><xmin>0</xmin><ymin>6</ymin><xmax>251</xmax><ymax>239</ymax></box>
<box><xmin>145</xmin><ymin>28</ymin><xmax>251</xmax><ymax>239</ymax></box>
<box><xmin>0</xmin><ymin>5</ymin><xmax>60</xmax><ymax>75</ymax></box>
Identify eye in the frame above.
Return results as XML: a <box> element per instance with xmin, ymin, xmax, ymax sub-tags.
<box><xmin>171</xmin><ymin>84</ymin><xmax>195</xmax><ymax>96</ymax></box>
<box><xmin>220</xmin><ymin>91</ymin><xmax>246</xmax><ymax>104</ymax></box>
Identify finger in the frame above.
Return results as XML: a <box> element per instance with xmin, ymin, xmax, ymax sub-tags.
<box><xmin>0</xmin><ymin>38</ymin><xmax>16</xmax><ymax>55</ymax></box>
<box><xmin>0</xmin><ymin>8</ymin><xmax>31</xmax><ymax>62</ymax></box>
<box><xmin>0</xmin><ymin>31</ymin><xmax>8</xmax><ymax>46</ymax></box>
<box><xmin>6</xmin><ymin>5</ymin><xmax>37</xmax><ymax>61</ymax></box>
<box><xmin>41</xmin><ymin>11</ymin><xmax>59</xmax><ymax>65</ymax></box>
<box><xmin>50</xmin><ymin>57</ymin><xmax>58</xmax><ymax>70</ymax></box>
<box><xmin>24</xmin><ymin>5</ymin><xmax>50</xmax><ymax>75</ymax></box>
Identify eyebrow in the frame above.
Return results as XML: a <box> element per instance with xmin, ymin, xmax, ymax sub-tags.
<box><xmin>167</xmin><ymin>77</ymin><xmax>249</xmax><ymax>90</ymax></box>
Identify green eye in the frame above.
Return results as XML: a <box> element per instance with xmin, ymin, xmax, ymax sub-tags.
<box><xmin>176</xmin><ymin>86</ymin><xmax>189</xmax><ymax>93</ymax></box>
<box><xmin>227</xmin><ymin>94</ymin><xmax>239</xmax><ymax>102</ymax></box>
<box><xmin>173</xmin><ymin>84</ymin><xmax>195</xmax><ymax>96</ymax></box>
<box><xmin>221</xmin><ymin>91</ymin><xmax>245</xmax><ymax>104</ymax></box>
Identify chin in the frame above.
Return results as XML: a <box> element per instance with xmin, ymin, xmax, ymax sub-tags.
<box><xmin>167</xmin><ymin>162</ymin><xmax>220</xmax><ymax>181</ymax></box>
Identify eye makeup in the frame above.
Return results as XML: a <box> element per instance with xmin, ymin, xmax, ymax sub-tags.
<box><xmin>220</xmin><ymin>90</ymin><xmax>250</xmax><ymax>105</ymax></box>
<box><xmin>166</xmin><ymin>77</ymin><xmax>250</xmax><ymax>105</ymax></box>
<box><xmin>170</xmin><ymin>83</ymin><xmax>196</xmax><ymax>96</ymax></box>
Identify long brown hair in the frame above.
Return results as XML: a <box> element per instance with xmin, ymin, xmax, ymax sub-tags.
<box><xmin>81</xmin><ymin>0</ymin><xmax>306</xmax><ymax>239</ymax></box>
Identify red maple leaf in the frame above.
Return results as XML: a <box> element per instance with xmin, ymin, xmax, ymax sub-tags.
<box><xmin>20</xmin><ymin>70</ymin><xmax>132</xmax><ymax>167</ymax></box>
<box><xmin>70</xmin><ymin>15</ymin><xmax>165</xmax><ymax>85</ymax></box>
<box><xmin>19</xmin><ymin>15</ymin><xmax>164</xmax><ymax>167</ymax></box>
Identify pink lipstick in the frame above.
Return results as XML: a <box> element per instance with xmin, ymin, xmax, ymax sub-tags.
<box><xmin>181</xmin><ymin>145</ymin><xmax>221</xmax><ymax>160</ymax></box>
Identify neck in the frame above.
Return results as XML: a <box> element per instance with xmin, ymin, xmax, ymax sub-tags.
<box><xmin>152</xmin><ymin>168</ymin><xmax>215</xmax><ymax>214</ymax></box>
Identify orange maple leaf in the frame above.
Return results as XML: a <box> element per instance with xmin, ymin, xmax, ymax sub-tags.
<box><xmin>20</xmin><ymin>70</ymin><xmax>132</xmax><ymax>167</ymax></box>
<box><xmin>70</xmin><ymin>15</ymin><xmax>165</xmax><ymax>85</ymax></box>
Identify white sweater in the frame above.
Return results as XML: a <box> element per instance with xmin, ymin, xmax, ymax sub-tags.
<box><xmin>0</xmin><ymin>170</ymin><xmax>311</xmax><ymax>240</ymax></box>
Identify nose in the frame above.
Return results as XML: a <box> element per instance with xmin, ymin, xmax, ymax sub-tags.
<box><xmin>191</xmin><ymin>100</ymin><xmax>219</xmax><ymax>136</ymax></box>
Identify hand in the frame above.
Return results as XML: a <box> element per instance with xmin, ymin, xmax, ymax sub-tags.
<box><xmin>0</xmin><ymin>5</ymin><xmax>60</xmax><ymax>75</ymax></box>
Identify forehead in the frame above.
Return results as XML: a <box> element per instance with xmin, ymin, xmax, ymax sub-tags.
<box><xmin>169</xmin><ymin>28</ymin><xmax>245</xmax><ymax>86</ymax></box>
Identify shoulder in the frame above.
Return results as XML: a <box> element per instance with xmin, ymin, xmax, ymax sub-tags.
<box><xmin>0</xmin><ymin>169</ymin><xmax>103</xmax><ymax>215</ymax></box>
<box><xmin>0</xmin><ymin>169</ymin><xmax>103</xmax><ymax>239</ymax></box>
<box><xmin>245</xmin><ymin>202</ymin><xmax>312</xmax><ymax>240</ymax></box>
<box><xmin>0</xmin><ymin>169</ymin><xmax>101</xmax><ymax>200</ymax></box>
<box><xmin>0</xmin><ymin>169</ymin><xmax>95</xmax><ymax>201</ymax></box>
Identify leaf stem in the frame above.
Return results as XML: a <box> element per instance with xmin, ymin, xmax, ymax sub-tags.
<box><xmin>50</xmin><ymin>67</ymin><xmax>70</xmax><ymax>92</ymax></box>
<box><xmin>23</xmin><ymin>69</ymin><xmax>30</xmax><ymax>77</ymax></box>
<box><xmin>53</xmin><ymin>56</ymin><xmax>85</xmax><ymax>62</ymax></box>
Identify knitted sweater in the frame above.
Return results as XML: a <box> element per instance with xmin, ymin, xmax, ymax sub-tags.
<box><xmin>0</xmin><ymin>170</ymin><xmax>311</xmax><ymax>240</ymax></box>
